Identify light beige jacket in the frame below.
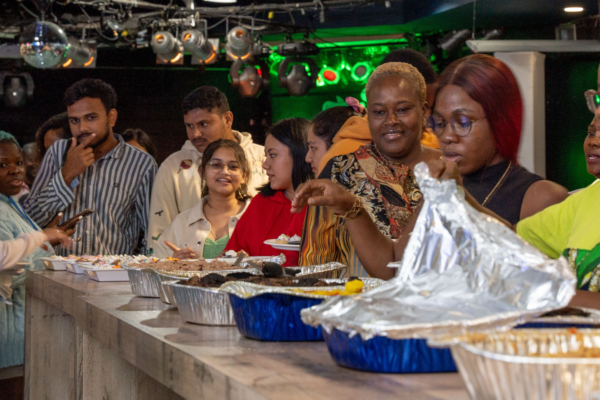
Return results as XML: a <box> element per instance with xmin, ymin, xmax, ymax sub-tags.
<box><xmin>147</xmin><ymin>131</ymin><xmax>267</xmax><ymax>254</ymax></box>
<box><xmin>152</xmin><ymin>196</ymin><xmax>250</xmax><ymax>259</ymax></box>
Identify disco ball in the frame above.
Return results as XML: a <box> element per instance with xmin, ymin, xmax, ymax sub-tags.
<box><xmin>19</xmin><ymin>21</ymin><xmax>68</xmax><ymax>69</ymax></box>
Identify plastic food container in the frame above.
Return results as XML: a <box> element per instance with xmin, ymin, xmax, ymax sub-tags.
<box><xmin>83</xmin><ymin>268</ymin><xmax>129</xmax><ymax>282</ymax></box>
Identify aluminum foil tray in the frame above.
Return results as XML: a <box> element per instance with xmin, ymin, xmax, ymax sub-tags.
<box><xmin>124</xmin><ymin>266</ymin><xmax>159</xmax><ymax>298</ymax></box>
<box><xmin>221</xmin><ymin>278</ymin><xmax>384</xmax><ymax>341</ymax></box>
<box><xmin>153</xmin><ymin>272</ymin><xmax>179</xmax><ymax>305</ymax></box>
<box><xmin>167</xmin><ymin>282</ymin><xmax>236</xmax><ymax>326</ymax></box>
<box><xmin>515</xmin><ymin>307</ymin><xmax>600</xmax><ymax>329</ymax></box>
<box><xmin>434</xmin><ymin>329</ymin><xmax>600</xmax><ymax>400</ymax></box>
<box><xmin>293</xmin><ymin>262</ymin><xmax>347</xmax><ymax>279</ymax></box>
<box><xmin>323</xmin><ymin>328</ymin><xmax>456</xmax><ymax>373</ymax></box>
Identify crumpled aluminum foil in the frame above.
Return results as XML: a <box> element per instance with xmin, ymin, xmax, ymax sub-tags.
<box><xmin>220</xmin><ymin>277</ymin><xmax>384</xmax><ymax>300</ymax></box>
<box><xmin>301</xmin><ymin>162</ymin><xmax>577</xmax><ymax>340</ymax></box>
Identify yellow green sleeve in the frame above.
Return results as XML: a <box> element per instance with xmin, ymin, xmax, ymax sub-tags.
<box><xmin>516</xmin><ymin>194</ymin><xmax>577</xmax><ymax>259</ymax></box>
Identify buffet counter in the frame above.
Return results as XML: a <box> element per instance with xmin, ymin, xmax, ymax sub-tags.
<box><xmin>25</xmin><ymin>270</ymin><xmax>470</xmax><ymax>400</ymax></box>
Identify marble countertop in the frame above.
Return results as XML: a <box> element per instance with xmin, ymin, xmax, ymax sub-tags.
<box><xmin>73</xmin><ymin>294</ymin><xmax>470</xmax><ymax>400</ymax></box>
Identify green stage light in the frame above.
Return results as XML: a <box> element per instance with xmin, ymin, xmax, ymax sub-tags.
<box><xmin>360</xmin><ymin>88</ymin><xmax>367</xmax><ymax>103</ymax></box>
<box><xmin>351</xmin><ymin>62</ymin><xmax>372</xmax><ymax>82</ymax></box>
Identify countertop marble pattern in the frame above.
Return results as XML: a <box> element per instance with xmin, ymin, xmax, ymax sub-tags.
<box><xmin>74</xmin><ymin>294</ymin><xmax>470</xmax><ymax>400</ymax></box>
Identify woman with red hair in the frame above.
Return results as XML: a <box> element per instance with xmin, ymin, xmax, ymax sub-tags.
<box><xmin>290</xmin><ymin>54</ymin><xmax>569</xmax><ymax>280</ymax></box>
<box><xmin>427</xmin><ymin>54</ymin><xmax>567</xmax><ymax>224</ymax></box>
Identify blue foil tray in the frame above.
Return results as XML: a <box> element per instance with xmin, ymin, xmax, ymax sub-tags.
<box><xmin>323</xmin><ymin>328</ymin><xmax>457</xmax><ymax>373</ymax></box>
<box><xmin>516</xmin><ymin>322</ymin><xmax>598</xmax><ymax>329</ymax></box>
<box><xmin>228</xmin><ymin>293</ymin><xmax>324</xmax><ymax>341</ymax></box>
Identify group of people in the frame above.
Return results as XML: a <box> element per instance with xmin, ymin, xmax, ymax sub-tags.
<box><xmin>0</xmin><ymin>48</ymin><xmax>599</xmax><ymax>372</ymax></box>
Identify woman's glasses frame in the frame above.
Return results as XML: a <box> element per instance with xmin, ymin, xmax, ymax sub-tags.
<box><xmin>426</xmin><ymin>114</ymin><xmax>487</xmax><ymax>138</ymax></box>
<box><xmin>585</xmin><ymin>90</ymin><xmax>600</xmax><ymax>114</ymax></box>
<box><xmin>207</xmin><ymin>161</ymin><xmax>242</xmax><ymax>175</ymax></box>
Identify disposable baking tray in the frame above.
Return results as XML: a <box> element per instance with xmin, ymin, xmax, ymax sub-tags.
<box><xmin>430</xmin><ymin>329</ymin><xmax>600</xmax><ymax>400</ymax></box>
<box><xmin>516</xmin><ymin>307</ymin><xmax>600</xmax><ymax>329</ymax></box>
<box><xmin>322</xmin><ymin>328</ymin><xmax>456</xmax><ymax>373</ymax></box>
<box><xmin>221</xmin><ymin>278</ymin><xmax>384</xmax><ymax>341</ymax></box>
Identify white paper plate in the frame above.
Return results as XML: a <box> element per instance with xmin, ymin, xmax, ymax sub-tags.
<box><xmin>39</xmin><ymin>257</ymin><xmax>69</xmax><ymax>271</ymax></box>
<box><xmin>65</xmin><ymin>262</ymin><xmax>85</xmax><ymax>274</ymax></box>
<box><xmin>83</xmin><ymin>269</ymin><xmax>129</xmax><ymax>282</ymax></box>
<box><xmin>263</xmin><ymin>239</ymin><xmax>300</xmax><ymax>251</ymax></box>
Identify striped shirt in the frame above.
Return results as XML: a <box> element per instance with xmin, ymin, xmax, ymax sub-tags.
<box><xmin>23</xmin><ymin>135</ymin><xmax>157</xmax><ymax>256</ymax></box>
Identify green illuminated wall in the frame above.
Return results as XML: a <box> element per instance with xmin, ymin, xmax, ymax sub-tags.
<box><xmin>545</xmin><ymin>57</ymin><xmax>597</xmax><ymax>190</ymax></box>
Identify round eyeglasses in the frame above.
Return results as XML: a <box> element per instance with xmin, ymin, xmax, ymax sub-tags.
<box><xmin>585</xmin><ymin>90</ymin><xmax>600</xmax><ymax>114</ymax></box>
<box><xmin>426</xmin><ymin>114</ymin><xmax>487</xmax><ymax>137</ymax></box>
<box><xmin>207</xmin><ymin>161</ymin><xmax>241</xmax><ymax>174</ymax></box>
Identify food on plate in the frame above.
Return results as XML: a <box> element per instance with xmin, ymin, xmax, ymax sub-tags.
<box><xmin>222</xmin><ymin>250</ymin><xmax>249</xmax><ymax>258</ymax></box>
<box><xmin>274</xmin><ymin>234</ymin><xmax>301</xmax><ymax>245</ymax></box>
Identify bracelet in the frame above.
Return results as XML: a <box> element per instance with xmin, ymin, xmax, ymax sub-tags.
<box><xmin>334</xmin><ymin>196</ymin><xmax>363</xmax><ymax>220</ymax></box>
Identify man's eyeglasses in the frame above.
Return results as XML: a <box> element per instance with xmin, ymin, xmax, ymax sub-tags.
<box><xmin>207</xmin><ymin>161</ymin><xmax>241</xmax><ymax>174</ymax></box>
<box><xmin>426</xmin><ymin>114</ymin><xmax>487</xmax><ymax>137</ymax></box>
<box><xmin>585</xmin><ymin>90</ymin><xmax>600</xmax><ymax>114</ymax></box>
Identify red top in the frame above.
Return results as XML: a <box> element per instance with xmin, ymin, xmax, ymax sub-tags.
<box><xmin>225</xmin><ymin>191</ymin><xmax>306</xmax><ymax>266</ymax></box>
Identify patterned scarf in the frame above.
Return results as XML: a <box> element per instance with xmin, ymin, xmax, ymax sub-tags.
<box><xmin>355</xmin><ymin>143</ymin><xmax>422</xmax><ymax>238</ymax></box>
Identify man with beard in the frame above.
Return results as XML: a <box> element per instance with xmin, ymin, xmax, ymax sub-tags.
<box><xmin>147</xmin><ymin>86</ymin><xmax>267</xmax><ymax>254</ymax></box>
<box><xmin>24</xmin><ymin>79</ymin><xmax>157</xmax><ymax>256</ymax></box>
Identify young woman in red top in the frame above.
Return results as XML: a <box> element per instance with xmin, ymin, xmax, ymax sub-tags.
<box><xmin>225</xmin><ymin>118</ymin><xmax>313</xmax><ymax>266</ymax></box>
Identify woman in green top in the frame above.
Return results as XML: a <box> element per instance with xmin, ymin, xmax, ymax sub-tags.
<box><xmin>153</xmin><ymin>139</ymin><xmax>252</xmax><ymax>259</ymax></box>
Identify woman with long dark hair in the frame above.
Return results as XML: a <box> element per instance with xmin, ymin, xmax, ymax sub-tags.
<box><xmin>225</xmin><ymin>118</ymin><xmax>313</xmax><ymax>266</ymax></box>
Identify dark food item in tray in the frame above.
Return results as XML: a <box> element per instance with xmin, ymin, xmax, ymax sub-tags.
<box><xmin>180</xmin><ymin>272</ymin><xmax>355</xmax><ymax>289</ymax></box>
<box><xmin>540</xmin><ymin>307</ymin><xmax>591</xmax><ymax>318</ymax></box>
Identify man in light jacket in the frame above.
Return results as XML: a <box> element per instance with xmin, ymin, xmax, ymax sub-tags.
<box><xmin>147</xmin><ymin>86</ymin><xmax>267</xmax><ymax>254</ymax></box>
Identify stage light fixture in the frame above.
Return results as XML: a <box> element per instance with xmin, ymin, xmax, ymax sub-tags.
<box><xmin>565</xmin><ymin>6</ymin><xmax>584</xmax><ymax>12</ymax></box>
<box><xmin>230</xmin><ymin>59</ymin><xmax>269</xmax><ymax>98</ymax></box>
<box><xmin>181</xmin><ymin>30</ymin><xmax>217</xmax><ymax>63</ymax></box>
<box><xmin>151</xmin><ymin>31</ymin><xmax>183</xmax><ymax>63</ymax></box>
<box><xmin>63</xmin><ymin>37</ymin><xmax>94</xmax><ymax>67</ymax></box>
<box><xmin>440</xmin><ymin>29</ymin><xmax>471</xmax><ymax>54</ymax></box>
<box><xmin>0</xmin><ymin>71</ymin><xmax>34</xmax><ymax>108</ymax></box>
<box><xmin>320</xmin><ymin>67</ymin><xmax>340</xmax><ymax>85</ymax></box>
<box><xmin>226</xmin><ymin>26</ymin><xmax>253</xmax><ymax>60</ymax></box>
<box><xmin>278</xmin><ymin>57</ymin><xmax>319</xmax><ymax>96</ymax></box>
<box><xmin>350</xmin><ymin>62</ymin><xmax>372</xmax><ymax>83</ymax></box>
<box><xmin>19</xmin><ymin>21</ymin><xmax>68</xmax><ymax>69</ymax></box>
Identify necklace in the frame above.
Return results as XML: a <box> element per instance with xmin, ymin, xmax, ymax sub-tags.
<box><xmin>482</xmin><ymin>161</ymin><xmax>512</xmax><ymax>206</ymax></box>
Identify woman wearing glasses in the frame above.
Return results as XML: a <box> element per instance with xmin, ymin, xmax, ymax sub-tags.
<box><xmin>291</xmin><ymin>55</ymin><xmax>567</xmax><ymax>279</ymax></box>
<box><xmin>427</xmin><ymin>54</ymin><xmax>567</xmax><ymax>225</ymax></box>
<box><xmin>224</xmin><ymin>118</ymin><xmax>313</xmax><ymax>266</ymax></box>
<box><xmin>154</xmin><ymin>139</ymin><xmax>251</xmax><ymax>259</ymax></box>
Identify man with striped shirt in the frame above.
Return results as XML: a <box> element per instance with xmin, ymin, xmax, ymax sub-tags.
<box><xmin>24</xmin><ymin>79</ymin><xmax>157</xmax><ymax>256</ymax></box>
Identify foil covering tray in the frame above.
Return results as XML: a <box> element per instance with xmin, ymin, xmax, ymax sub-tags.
<box><xmin>432</xmin><ymin>329</ymin><xmax>600</xmax><ymax>400</ymax></box>
<box><xmin>301</xmin><ymin>163</ymin><xmax>576</xmax><ymax>341</ymax></box>
<box><xmin>516</xmin><ymin>307</ymin><xmax>600</xmax><ymax>329</ymax></box>
<box><xmin>221</xmin><ymin>278</ymin><xmax>384</xmax><ymax>341</ymax></box>
<box><xmin>323</xmin><ymin>328</ymin><xmax>456</xmax><ymax>373</ymax></box>
<box><xmin>124</xmin><ymin>267</ymin><xmax>159</xmax><ymax>297</ymax></box>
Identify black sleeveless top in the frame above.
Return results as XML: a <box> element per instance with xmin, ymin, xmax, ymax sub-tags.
<box><xmin>463</xmin><ymin>160</ymin><xmax>543</xmax><ymax>225</ymax></box>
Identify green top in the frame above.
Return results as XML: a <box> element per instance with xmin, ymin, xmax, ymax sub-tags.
<box><xmin>517</xmin><ymin>181</ymin><xmax>600</xmax><ymax>291</ymax></box>
<box><xmin>203</xmin><ymin>235</ymin><xmax>230</xmax><ymax>259</ymax></box>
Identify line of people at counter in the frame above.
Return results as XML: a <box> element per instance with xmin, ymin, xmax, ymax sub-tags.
<box><xmin>0</xmin><ymin>49</ymin><xmax>599</xmax><ymax>371</ymax></box>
